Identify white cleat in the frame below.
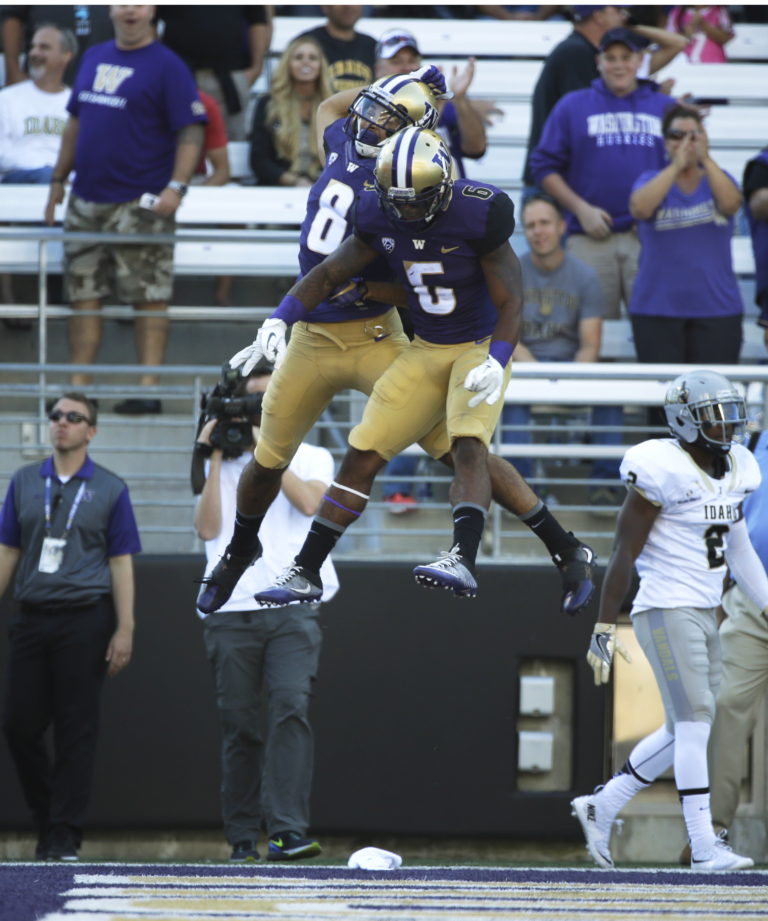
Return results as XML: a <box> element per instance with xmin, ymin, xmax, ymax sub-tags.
<box><xmin>691</xmin><ymin>839</ymin><xmax>754</xmax><ymax>871</ymax></box>
<box><xmin>571</xmin><ymin>793</ymin><xmax>615</xmax><ymax>869</ymax></box>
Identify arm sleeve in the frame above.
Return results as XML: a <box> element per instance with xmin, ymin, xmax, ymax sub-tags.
<box><xmin>468</xmin><ymin>192</ymin><xmax>516</xmax><ymax>255</ymax></box>
<box><xmin>726</xmin><ymin>516</ymin><xmax>768</xmax><ymax>611</ymax></box>
<box><xmin>106</xmin><ymin>486</ymin><xmax>142</xmax><ymax>557</ymax></box>
<box><xmin>0</xmin><ymin>478</ymin><xmax>20</xmax><ymax>548</ymax></box>
<box><xmin>249</xmin><ymin>94</ymin><xmax>290</xmax><ymax>185</ymax></box>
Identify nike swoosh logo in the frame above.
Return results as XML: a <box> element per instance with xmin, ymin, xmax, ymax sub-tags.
<box><xmin>293</xmin><ymin>583</ymin><xmax>314</xmax><ymax>595</ymax></box>
<box><xmin>441</xmin><ymin>245</ymin><xmax>460</xmax><ymax>254</ymax></box>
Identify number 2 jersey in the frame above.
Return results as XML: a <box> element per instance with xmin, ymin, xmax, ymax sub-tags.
<box><xmin>354</xmin><ymin>179</ymin><xmax>516</xmax><ymax>344</ymax></box>
<box><xmin>621</xmin><ymin>437</ymin><xmax>761</xmax><ymax>614</ymax></box>
<box><xmin>296</xmin><ymin>118</ymin><xmax>396</xmax><ymax>324</ymax></box>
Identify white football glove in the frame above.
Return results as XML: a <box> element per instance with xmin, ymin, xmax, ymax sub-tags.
<box><xmin>464</xmin><ymin>356</ymin><xmax>504</xmax><ymax>408</ymax></box>
<box><xmin>586</xmin><ymin>623</ymin><xmax>632</xmax><ymax>686</ymax></box>
<box><xmin>229</xmin><ymin>318</ymin><xmax>288</xmax><ymax>373</ymax></box>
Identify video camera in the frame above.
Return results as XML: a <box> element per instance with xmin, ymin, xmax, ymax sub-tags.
<box><xmin>197</xmin><ymin>364</ymin><xmax>265</xmax><ymax>459</ymax></box>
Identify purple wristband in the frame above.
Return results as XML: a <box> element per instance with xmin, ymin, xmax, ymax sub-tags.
<box><xmin>273</xmin><ymin>294</ymin><xmax>308</xmax><ymax>326</ymax></box>
<box><xmin>489</xmin><ymin>340</ymin><xmax>513</xmax><ymax>368</ymax></box>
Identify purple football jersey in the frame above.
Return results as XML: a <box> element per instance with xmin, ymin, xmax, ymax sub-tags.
<box><xmin>297</xmin><ymin>119</ymin><xmax>397</xmax><ymax>323</ymax></box>
<box><xmin>355</xmin><ymin>180</ymin><xmax>516</xmax><ymax>343</ymax></box>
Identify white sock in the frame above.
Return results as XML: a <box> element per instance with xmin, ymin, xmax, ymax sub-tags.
<box><xmin>598</xmin><ymin>769</ymin><xmax>649</xmax><ymax>823</ymax></box>
<box><xmin>674</xmin><ymin>721</ymin><xmax>716</xmax><ymax>857</ymax></box>
<box><xmin>627</xmin><ymin>725</ymin><xmax>675</xmax><ymax>780</ymax></box>
<box><xmin>683</xmin><ymin>792</ymin><xmax>716</xmax><ymax>857</ymax></box>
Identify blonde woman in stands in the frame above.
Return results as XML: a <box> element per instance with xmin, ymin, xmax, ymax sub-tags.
<box><xmin>249</xmin><ymin>37</ymin><xmax>332</xmax><ymax>187</ymax></box>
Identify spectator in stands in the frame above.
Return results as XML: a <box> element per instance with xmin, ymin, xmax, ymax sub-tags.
<box><xmin>373</xmin><ymin>27</ymin><xmax>486</xmax><ymax>177</ymax></box>
<box><xmin>1</xmin><ymin>5</ymin><xmax>113</xmax><ymax>86</ymax></box>
<box><xmin>522</xmin><ymin>5</ymin><xmax>627</xmax><ymax>192</ymax></box>
<box><xmin>250</xmin><ymin>36</ymin><xmax>332</xmax><ymax>187</ymax></box>
<box><xmin>195</xmin><ymin>360</ymin><xmax>335</xmax><ymax>863</ymax></box>
<box><xmin>743</xmin><ymin>147</ymin><xmax>768</xmax><ymax>347</ymax></box>
<box><xmin>0</xmin><ymin>391</ymin><xmax>141</xmax><ymax>861</ymax></box>
<box><xmin>668</xmin><ymin>5</ymin><xmax>734</xmax><ymax>63</ymax></box>
<box><xmin>158</xmin><ymin>6</ymin><xmax>273</xmax><ymax>142</ymax></box>
<box><xmin>628</xmin><ymin>105</ymin><xmax>743</xmax><ymax>366</ymax></box>
<box><xmin>43</xmin><ymin>4</ymin><xmax>205</xmax><ymax>415</ymax></box>
<box><xmin>530</xmin><ymin>27</ymin><xmax>675</xmax><ymax>320</ymax></box>
<box><xmin>298</xmin><ymin>5</ymin><xmax>376</xmax><ymax>93</ymax></box>
<box><xmin>707</xmin><ymin>426</ymin><xmax>768</xmax><ymax>861</ymax></box>
<box><xmin>0</xmin><ymin>23</ymin><xmax>75</xmax><ymax>330</ymax></box>
<box><xmin>522</xmin><ymin>5</ymin><xmax>683</xmax><ymax>193</ymax></box>
<box><xmin>0</xmin><ymin>24</ymin><xmax>75</xmax><ymax>183</ymax></box>
<box><xmin>500</xmin><ymin>194</ymin><xmax>621</xmax><ymax>505</ymax></box>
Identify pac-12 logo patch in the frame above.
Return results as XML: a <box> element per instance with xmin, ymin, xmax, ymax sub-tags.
<box><xmin>382</xmin><ymin>237</ymin><xmax>395</xmax><ymax>253</ymax></box>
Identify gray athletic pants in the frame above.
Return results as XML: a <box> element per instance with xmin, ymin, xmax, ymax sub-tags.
<box><xmin>709</xmin><ymin>584</ymin><xmax>768</xmax><ymax>830</ymax></box>
<box><xmin>633</xmin><ymin>606</ymin><xmax>721</xmax><ymax>728</ymax></box>
<box><xmin>202</xmin><ymin>603</ymin><xmax>322</xmax><ymax>844</ymax></box>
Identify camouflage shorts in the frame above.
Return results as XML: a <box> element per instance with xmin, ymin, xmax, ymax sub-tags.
<box><xmin>64</xmin><ymin>194</ymin><xmax>175</xmax><ymax>304</ymax></box>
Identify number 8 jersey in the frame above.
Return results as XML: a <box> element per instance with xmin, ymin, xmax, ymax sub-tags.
<box><xmin>621</xmin><ymin>437</ymin><xmax>761</xmax><ymax>614</ymax></box>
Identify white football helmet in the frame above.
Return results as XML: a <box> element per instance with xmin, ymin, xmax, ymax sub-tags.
<box><xmin>374</xmin><ymin>126</ymin><xmax>453</xmax><ymax>228</ymax></box>
<box><xmin>346</xmin><ymin>75</ymin><xmax>439</xmax><ymax>158</ymax></box>
<box><xmin>664</xmin><ymin>369</ymin><xmax>747</xmax><ymax>456</ymax></box>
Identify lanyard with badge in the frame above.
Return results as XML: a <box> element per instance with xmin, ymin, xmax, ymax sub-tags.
<box><xmin>38</xmin><ymin>477</ymin><xmax>86</xmax><ymax>574</ymax></box>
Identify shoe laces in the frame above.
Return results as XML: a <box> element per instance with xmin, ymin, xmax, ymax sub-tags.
<box><xmin>273</xmin><ymin>563</ymin><xmax>308</xmax><ymax>587</ymax></box>
<box><xmin>430</xmin><ymin>547</ymin><xmax>465</xmax><ymax>572</ymax></box>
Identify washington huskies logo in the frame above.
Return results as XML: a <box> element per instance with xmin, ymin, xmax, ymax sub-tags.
<box><xmin>93</xmin><ymin>64</ymin><xmax>133</xmax><ymax>94</ymax></box>
<box><xmin>328</xmin><ymin>152</ymin><xmax>338</xmax><ymax>166</ymax></box>
<box><xmin>431</xmin><ymin>142</ymin><xmax>451</xmax><ymax>176</ymax></box>
<box><xmin>382</xmin><ymin>237</ymin><xmax>395</xmax><ymax>253</ymax></box>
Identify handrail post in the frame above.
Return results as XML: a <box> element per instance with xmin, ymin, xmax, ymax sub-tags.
<box><xmin>37</xmin><ymin>237</ymin><xmax>49</xmax><ymax>425</ymax></box>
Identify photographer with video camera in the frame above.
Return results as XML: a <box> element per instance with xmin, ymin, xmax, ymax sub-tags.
<box><xmin>192</xmin><ymin>359</ymin><xmax>338</xmax><ymax>863</ymax></box>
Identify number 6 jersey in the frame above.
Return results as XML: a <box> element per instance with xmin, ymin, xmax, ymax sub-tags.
<box><xmin>621</xmin><ymin>438</ymin><xmax>761</xmax><ymax>614</ymax></box>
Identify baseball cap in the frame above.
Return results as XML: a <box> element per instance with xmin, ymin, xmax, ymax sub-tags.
<box><xmin>598</xmin><ymin>27</ymin><xmax>649</xmax><ymax>52</ymax></box>
<box><xmin>571</xmin><ymin>5</ymin><xmax>605</xmax><ymax>22</ymax></box>
<box><xmin>376</xmin><ymin>28</ymin><xmax>420</xmax><ymax>60</ymax></box>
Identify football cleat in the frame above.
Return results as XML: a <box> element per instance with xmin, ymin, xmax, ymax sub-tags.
<box><xmin>267</xmin><ymin>831</ymin><xmax>322</xmax><ymax>861</ymax></box>
<box><xmin>552</xmin><ymin>539</ymin><xmax>596</xmax><ymax>615</ymax></box>
<box><xmin>570</xmin><ymin>792</ymin><xmax>615</xmax><ymax>869</ymax></box>
<box><xmin>197</xmin><ymin>542</ymin><xmax>262</xmax><ymax>614</ymax></box>
<box><xmin>691</xmin><ymin>837</ymin><xmax>753</xmax><ymax>871</ymax></box>
<box><xmin>413</xmin><ymin>546</ymin><xmax>477</xmax><ymax>598</ymax></box>
<box><xmin>253</xmin><ymin>563</ymin><xmax>322</xmax><ymax>607</ymax></box>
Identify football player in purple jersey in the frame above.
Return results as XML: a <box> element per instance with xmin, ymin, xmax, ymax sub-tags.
<box><xmin>244</xmin><ymin>127</ymin><xmax>580</xmax><ymax>605</ymax></box>
<box><xmin>198</xmin><ymin>82</ymin><xmax>595</xmax><ymax>616</ymax></box>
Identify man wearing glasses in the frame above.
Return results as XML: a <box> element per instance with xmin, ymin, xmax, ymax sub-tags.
<box><xmin>0</xmin><ymin>392</ymin><xmax>141</xmax><ymax>861</ymax></box>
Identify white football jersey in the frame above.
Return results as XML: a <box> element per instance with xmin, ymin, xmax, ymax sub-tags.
<box><xmin>620</xmin><ymin>438</ymin><xmax>761</xmax><ymax>614</ymax></box>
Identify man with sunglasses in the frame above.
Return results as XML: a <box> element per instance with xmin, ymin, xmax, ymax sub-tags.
<box><xmin>0</xmin><ymin>392</ymin><xmax>141</xmax><ymax>861</ymax></box>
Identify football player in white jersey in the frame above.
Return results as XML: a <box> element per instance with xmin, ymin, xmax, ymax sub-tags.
<box><xmin>571</xmin><ymin>370</ymin><xmax>768</xmax><ymax>871</ymax></box>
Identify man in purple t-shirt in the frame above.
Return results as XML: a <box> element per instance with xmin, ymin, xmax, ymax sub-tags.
<box><xmin>44</xmin><ymin>5</ymin><xmax>206</xmax><ymax>415</ymax></box>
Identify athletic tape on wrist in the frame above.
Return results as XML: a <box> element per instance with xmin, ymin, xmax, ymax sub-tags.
<box><xmin>273</xmin><ymin>294</ymin><xmax>308</xmax><ymax>326</ymax></box>
<box><xmin>489</xmin><ymin>340</ymin><xmax>513</xmax><ymax>368</ymax></box>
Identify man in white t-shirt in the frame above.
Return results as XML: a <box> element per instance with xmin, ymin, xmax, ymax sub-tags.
<box><xmin>0</xmin><ymin>23</ymin><xmax>76</xmax><ymax>183</ymax></box>
<box><xmin>194</xmin><ymin>361</ymin><xmax>338</xmax><ymax>864</ymax></box>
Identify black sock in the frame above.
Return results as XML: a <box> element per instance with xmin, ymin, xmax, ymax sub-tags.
<box><xmin>295</xmin><ymin>520</ymin><xmax>344</xmax><ymax>574</ymax></box>
<box><xmin>519</xmin><ymin>501</ymin><xmax>579</xmax><ymax>556</ymax></box>
<box><xmin>228</xmin><ymin>511</ymin><xmax>265</xmax><ymax>558</ymax></box>
<box><xmin>452</xmin><ymin>504</ymin><xmax>486</xmax><ymax>568</ymax></box>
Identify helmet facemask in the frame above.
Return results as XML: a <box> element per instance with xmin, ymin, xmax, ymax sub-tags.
<box><xmin>345</xmin><ymin>77</ymin><xmax>439</xmax><ymax>158</ymax></box>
